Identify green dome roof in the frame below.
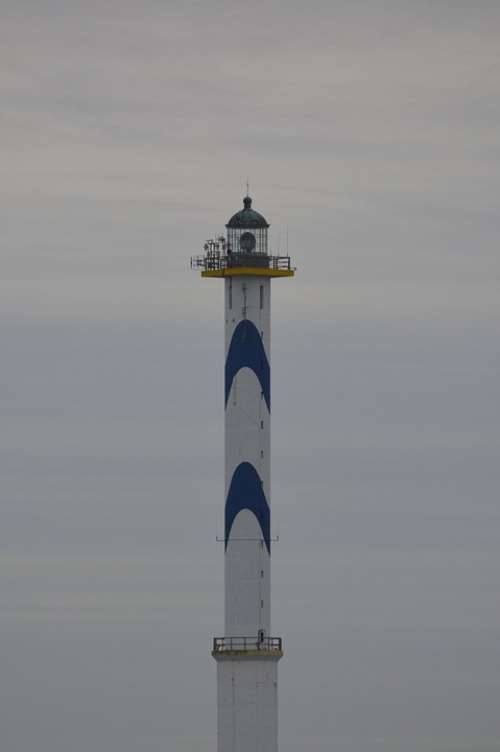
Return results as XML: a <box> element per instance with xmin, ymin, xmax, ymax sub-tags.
<box><xmin>226</xmin><ymin>196</ymin><xmax>269</xmax><ymax>229</ymax></box>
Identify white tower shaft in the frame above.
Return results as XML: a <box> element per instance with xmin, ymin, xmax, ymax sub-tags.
<box><xmin>216</xmin><ymin>274</ymin><xmax>280</xmax><ymax>752</ymax></box>
<box><xmin>225</xmin><ymin>276</ymin><xmax>271</xmax><ymax>636</ymax></box>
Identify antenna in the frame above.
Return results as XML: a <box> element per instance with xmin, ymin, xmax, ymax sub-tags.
<box><xmin>246</xmin><ymin>178</ymin><xmax>250</xmax><ymax>197</ymax></box>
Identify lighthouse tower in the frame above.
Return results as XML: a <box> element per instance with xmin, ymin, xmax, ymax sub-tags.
<box><xmin>192</xmin><ymin>195</ymin><xmax>295</xmax><ymax>751</ymax></box>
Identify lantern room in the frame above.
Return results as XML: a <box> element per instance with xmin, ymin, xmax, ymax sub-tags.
<box><xmin>226</xmin><ymin>196</ymin><xmax>269</xmax><ymax>256</ymax></box>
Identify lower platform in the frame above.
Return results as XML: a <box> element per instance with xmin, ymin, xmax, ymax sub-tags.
<box><xmin>212</xmin><ymin>636</ymin><xmax>283</xmax><ymax>660</ymax></box>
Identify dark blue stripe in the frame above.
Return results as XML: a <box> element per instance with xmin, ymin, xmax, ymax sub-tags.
<box><xmin>225</xmin><ymin>462</ymin><xmax>270</xmax><ymax>554</ymax></box>
<box><xmin>225</xmin><ymin>320</ymin><xmax>270</xmax><ymax>411</ymax></box>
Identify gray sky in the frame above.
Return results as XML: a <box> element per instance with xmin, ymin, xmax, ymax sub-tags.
<box><xmin>1</xmin><ymin>2</ymin><xmax>500</xmax><ymax>750</ymax></box>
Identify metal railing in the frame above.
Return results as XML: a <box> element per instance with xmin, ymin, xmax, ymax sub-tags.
<box><xmin>191</xmin><ymin>252</ymin><xmax>293</xmax><ymax>273</ymax></box>
<box><xmin>213</xmin><ymin>636</ymin><xmax>283</xmax><ymax>653</ymax></box>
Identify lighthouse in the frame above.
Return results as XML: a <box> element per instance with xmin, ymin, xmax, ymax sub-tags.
<box><xmin>192</xmin><ymin>195</ymin><xmax>295</xmax><ymax>751</ymax></box>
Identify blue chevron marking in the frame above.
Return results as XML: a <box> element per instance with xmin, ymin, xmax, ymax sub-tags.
<box><xmin>225</xmin><ymin>320</ymin><xmax>270</xmax><ymax>411</ymax></box>
<box><xmin>225</xmin><ymin>462</ymin><xmax>270</xmax><ymax>554</ymax></box>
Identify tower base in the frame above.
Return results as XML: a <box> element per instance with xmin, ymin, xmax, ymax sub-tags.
<box><xmin>214</xmin><ymin>650</ymin><xmax>282</xmax><ymax>752</ymax></box>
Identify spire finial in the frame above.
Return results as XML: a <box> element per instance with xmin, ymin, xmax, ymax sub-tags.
<box><xmin>246</xmin><ymin>178</ymin><xmax>250</xmax><ymax>197</ymax></box>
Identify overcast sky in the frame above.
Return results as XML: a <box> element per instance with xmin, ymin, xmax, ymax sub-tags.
<box><xmin>1</xmin><ymin>2</ymin><xmax>500</xmax><ymax>750</ymax></box>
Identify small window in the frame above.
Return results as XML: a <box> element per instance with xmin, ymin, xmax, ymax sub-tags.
<box><xmin>259</xmin><ymin>285</ymin><xmax>264</xmax><ymax>310</ymax></box>
<box><xmin>260</xmin><ymin>570</ymin><xmax>264</xmax><ymax>578</ymax></box>
<box><xmin>260</xmin><ymin>420</ymin><xmax>264</xmax><ymax>429</ymax></box>
<box><xmin>261</xmin><ymin>599</ymin><xmax>264</xmax><ymax>608</ymax></box>
<box><xmin>260</xmin><ymin>450</ymin><xmax>264</xmax><ymax>458</ymax></box>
